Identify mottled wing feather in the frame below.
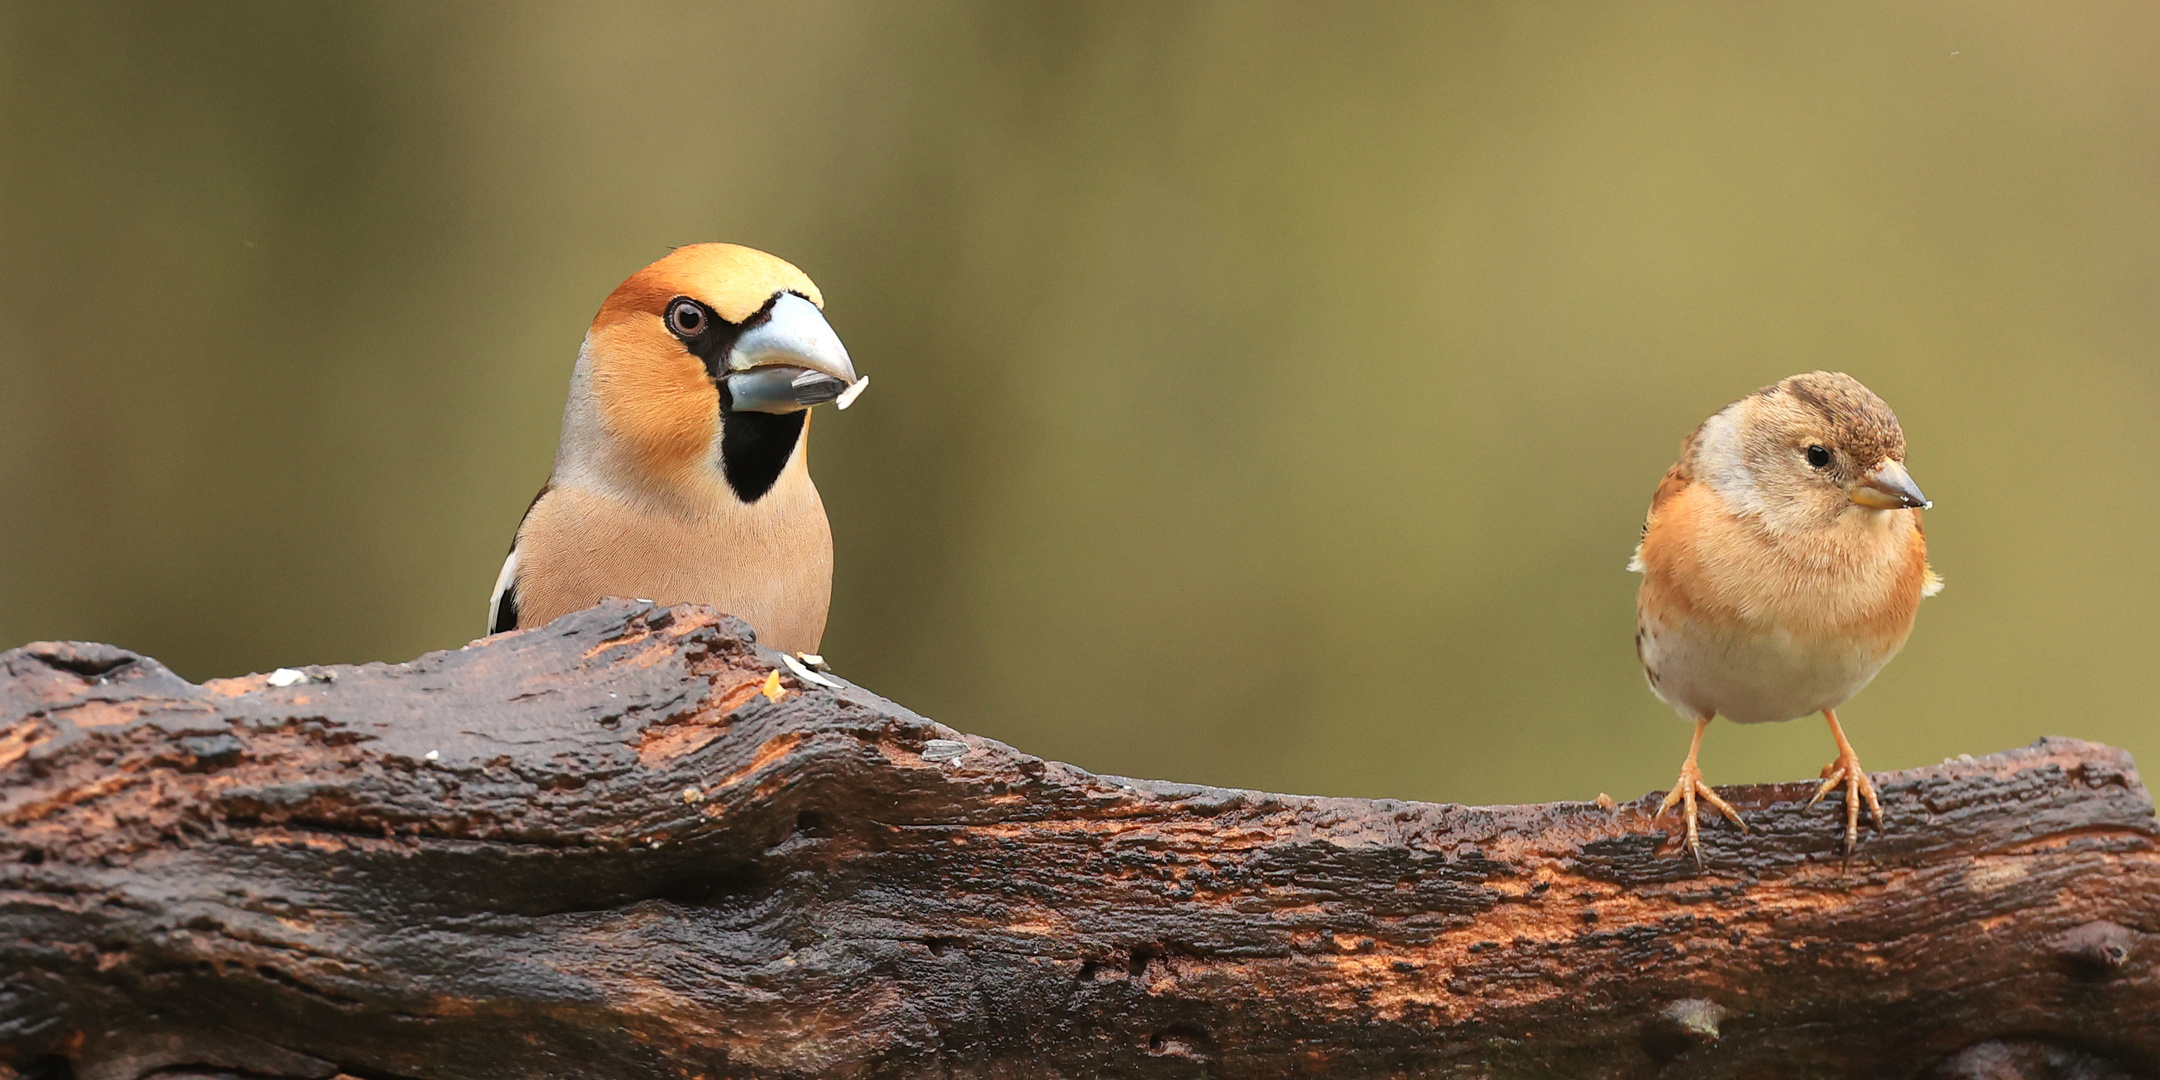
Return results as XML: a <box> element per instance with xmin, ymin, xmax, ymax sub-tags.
<box><xmin>1649</xmin><ymin>423</ymin><xmax>1701</xmax><ymax>515</ymax></box>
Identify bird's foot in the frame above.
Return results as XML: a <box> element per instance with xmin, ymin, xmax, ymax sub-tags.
<box><xmin>1658</xmin><ymin>761</ymin><xmax>1747</xmax><ymax>867</ymax></box>
<box><xmin>1808</xmin><ymin>748</ymin><xmax>1884</xmax><ymax>856</ymax></box>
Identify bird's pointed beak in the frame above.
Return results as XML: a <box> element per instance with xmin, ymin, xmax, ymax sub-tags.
<box><xmin>722</xmin><ymin>292</ymin><xmax>863</xmax><ymax>415</ymax></box>
<box><xmin>1851</xmin><ymin>459</ymin><xmax>1931</xmax><ymax>510</ymax></box>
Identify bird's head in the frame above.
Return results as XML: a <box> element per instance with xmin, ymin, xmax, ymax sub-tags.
<box><xmin>580</xmin><ymin>243</ymin><xmax>861</xmax><ymax>503</ymax></box>
<box><xmin>1695</xmin><ymin>371</ymin><xmax>1928</xmax><ymax>532</ymax></box>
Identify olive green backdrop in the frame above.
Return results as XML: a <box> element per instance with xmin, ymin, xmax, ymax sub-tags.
<box><xmin>4</xmin><ymin>2</ymin><xmax>2155</xmax><ymax>808</ymax></box>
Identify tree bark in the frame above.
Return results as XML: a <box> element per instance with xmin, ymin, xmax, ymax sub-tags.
<box><xmin>2</xmin><ymin>600</ymin><xmax>2154</xmax><ymax>1080</ymax></box>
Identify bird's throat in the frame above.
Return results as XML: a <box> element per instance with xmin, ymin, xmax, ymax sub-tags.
<box><xmin>719</xmin><ymin>408</ymin><xmax>806</xmax><ymax>503</ymax></box>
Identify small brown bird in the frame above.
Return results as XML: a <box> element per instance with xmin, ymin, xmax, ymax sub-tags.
<box><xmin>1630</xmin><ymin>372</ymin><xmax>1941</xmax><ymax>861</ymax></box>
<box><xmin>489</xmin><ymin>244</ymin><xmax>865</xmax><ymax>656</ymax></box>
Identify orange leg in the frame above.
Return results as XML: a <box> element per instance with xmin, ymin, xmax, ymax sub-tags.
<box><xmin>1807</xmin><ymin>708</ymin><xmax>1884</xmax><ymax>855</ymax></box>
<box><xmin>1658</xmin><ymin>717</ymin><xmax>1747</xmax><ymax>866</ymax></box>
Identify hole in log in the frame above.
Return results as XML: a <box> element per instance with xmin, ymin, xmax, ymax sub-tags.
<box><xmin>650</xmin><ymin>861</ymin><xmax>765</xmax><ymax>907</ymax></box>
<box><xmin>764</xmin><ymin>810</ymin><xmax>832</xmax><ymax>855</ymax></box>
<box><xmin>1128</xmin><ymin>947</ymin><xmax>1155</xmax><ymax>979</ymax></box>
<box><xmin>485</xmin><ymin>851</ymin><xmax>774</xmax><ymax>917</ymax></box>
<box><xmin>20</xmin><ymin>847</ymin><xmax>44</xmax><ymax>864</ymax></box>
<box><xmin>922</xmin><ymin>937</ymin><xmax>960</xmax><ymax>957</ymax></box>
<box><xmin>2052</xmin><ymin>921</ymin><xmax>2140</xmax><ymax>981</ymax></box>
<box><xmin>1147</xmin><ymin>1024</ymin><xmax>1215</xmax><ymax>1060</ymax></box>
<box><xmin>1078</xmin><ymin>959</ymin><xmax>1103</xmax><ymax>982</ymax></box>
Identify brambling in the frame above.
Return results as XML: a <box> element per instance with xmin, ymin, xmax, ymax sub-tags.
<box><xmin>1630</xmin><ymin>371</ymin><xmax>1941</xmax><ymax>861</ymax></box>
<box><xmin>489</xmin><ymin>243</ymin><xmax>867</xmax><ymax>656</ymax></box>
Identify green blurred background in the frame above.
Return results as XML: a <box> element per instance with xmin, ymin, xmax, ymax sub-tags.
<box><xmin>3</xmin><ymin>2</ymin><xmax>2155</xmax><ymax>808</ymax></box>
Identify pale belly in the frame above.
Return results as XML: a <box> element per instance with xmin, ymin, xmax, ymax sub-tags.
<box><xmin>1639</xmin><ymin>614</ymin><xmax>1888</xmax><ymax>725</ymax></box>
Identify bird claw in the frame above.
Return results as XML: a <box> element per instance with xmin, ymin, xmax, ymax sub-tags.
<box><xmin>1809</xmin><ymin>751</ymin><xmax>1884</xmax><ymax>856</ymax></box>
<box><xmin>1659</xmin><ymin>763</ymin><xmax>1748</xmax><ymax>866</ymax></box>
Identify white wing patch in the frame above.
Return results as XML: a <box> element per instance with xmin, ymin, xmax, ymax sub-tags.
<box><xmin>1627</xmin><ymin>541</ymin><xmax>1646</xmax><ymax>573</ymax></box>
<box><xmin>1922</xmin><ymin>564</ymin><xmax>1945</xmax><ymax>597</ymax></box>
<box><xmin>488</xmin><ymin>547</ymin><xmax>521</xmax><ymax>633</ymax></box>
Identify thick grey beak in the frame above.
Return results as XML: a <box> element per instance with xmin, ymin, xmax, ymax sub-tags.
<box><xmin>722</xmin><ymin>292</ymin><xmax>861</xmax><ymax>415</ymax></box>
<box><xmin>1851</xmin><ymin>459</ymin><xmax>1931</xmax><ymax>510</ymax></box>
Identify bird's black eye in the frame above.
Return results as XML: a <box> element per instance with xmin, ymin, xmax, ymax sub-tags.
<box><xmin>668</xmin><ymin>299</ymin><xmax>706</xmax><ymax>337</ymax></box>
<box><xmin>1805</xmin><ymin>445</ymin><xmax>1831</xmax><ymax>469</ymax></box>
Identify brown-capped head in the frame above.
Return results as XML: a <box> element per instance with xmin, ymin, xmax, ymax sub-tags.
<box><xmin>1692</xmin><ymin>371</ymin><xmax>1929</xmax><ymax>531</ymax></box>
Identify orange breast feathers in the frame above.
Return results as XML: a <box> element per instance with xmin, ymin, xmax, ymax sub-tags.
<box><xmin>1636</xmin><ymin>474</ymin><xmax>1931</xmax><ymax>655</ymax></box>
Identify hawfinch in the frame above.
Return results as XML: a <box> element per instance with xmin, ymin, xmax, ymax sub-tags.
<box><xmin>1631</xmin><ymin>371</ymin><xmax>1941</xmax><ymax>861</ymax></box>
<box><xmin>489</xmin><ymin>244</ymin><xmax>865</xmax><ymax>657</ymax></box>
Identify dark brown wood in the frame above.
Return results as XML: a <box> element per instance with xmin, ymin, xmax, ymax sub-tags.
<box><xmin>2</xmin><ymin>600</ymin><xmax>2155</xmax><ymax>1080</ymax></box>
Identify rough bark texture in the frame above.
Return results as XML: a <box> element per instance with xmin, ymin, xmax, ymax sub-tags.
<box><xmin>1</xmin><ymin>599</ymin><xmax>2155</xmax><ymax>1080</ymax></box>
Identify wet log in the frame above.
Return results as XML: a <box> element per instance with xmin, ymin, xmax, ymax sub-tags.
<box><xmin>2</xmin><ymin>600</ymin><xmax>2155</xmax><ymax>1080</ymax></box>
